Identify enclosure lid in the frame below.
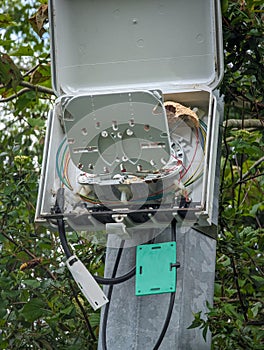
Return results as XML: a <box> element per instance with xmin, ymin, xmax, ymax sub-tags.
<box><xmin>49</xmin><ymin>0</ymin><xmax>223</xmax><ymax>95</ymax></box>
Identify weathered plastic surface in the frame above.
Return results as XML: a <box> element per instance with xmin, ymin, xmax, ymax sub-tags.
<box><xmin>62</xmin><ymin>91</ymin><xmax>171</xmax><ymax>175</ymax></box>
<box><xmin>49</xmin><ymin>0</ymin><xmax>223</xmax><ymax>95</ymax></box>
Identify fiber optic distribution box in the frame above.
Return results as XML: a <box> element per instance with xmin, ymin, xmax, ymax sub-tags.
<box><xmin>35</xmin><ymin>0</ymin><xmax>223</xmax><ymax>241</ymax></box>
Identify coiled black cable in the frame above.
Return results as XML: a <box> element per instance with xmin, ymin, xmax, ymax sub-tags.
<box><xmin>57</xmin><ymin>212</ymin><xmax>178</xmax><ymax>350</ymax></box>
<box><xmin>56</xmin><ymin>217</ymin><xmax>136</xmax><ymax>285</ymax></box>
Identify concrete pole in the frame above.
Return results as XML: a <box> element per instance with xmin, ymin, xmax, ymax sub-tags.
<box><xmin>98</xmin><ymin>97</ymin><xmax>223</xmax><ymax>350</ymax></box>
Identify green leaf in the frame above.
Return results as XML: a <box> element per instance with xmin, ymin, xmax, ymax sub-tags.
<box><xmin>10</xmin><ymin>44</ymin><xmax>34</xmax><ymax>57</ymax></box>
<box><xmin>22</xmin><ymin>279</ymin><xmax>41</xmax><ymax>289</ymax></box>
<box><xmin>250</xmin><ymin>202</ymin><xmax>264</xmax><ymax>215</ymax></box>
<box><xmin>0</xmin><ymin>13</ymin><xmax>16</xmax><ymax>28</ymax></box>
<box><xmin>0</xmin><ymin>53</ymin><xmax>22</xmax><ymax>89</ymax></box>
<box><xmin>250</xmin><ymin>302</ymin><xmax>262</xmax><ymax>318</ymax></box>
<box><xmin>202</xmin><ymin>323</ymin><xmax>209</xmax><ymax>341</ymax></box>
<box><xmin>89</xmin><ymin>312</ymin><xmax>101</xmax><ymax>328</ymax></box>
<box><xmin>251</xmin><ymin>275</ymin><xmax>264</xmax><ymax>285</ymax></box>
<box><xmin>214</xmin><ymin>283</ymin><xmax>222</xmax><ymax>297</ymax></box>
<box><xmin>29</xmin><ymin>63</ymin><xmax>51</xmax><ymax>88</ymax></box>
<box><xmin>15</xmin><ymin>90</ymin><xmax>36</xmax><ymax>112</ymax></box>
<box><xmin>21</xmin><ymin>298</ymin><xmax>50</xmax><ymax>322</ymax></box>
<box><xmin>221</xmin><ymin>0</ymin><xmax>229</xmax><ymax>14</ymax></box>
<box><xmin>38</xmin><ymin>340</ymin><xmax>53</xmax><ymax>350</ymax></box>
<box><xmin>188</xmin><ymin>312</ymin><xmax>203</xmax><ymax>329</ymax></box>
<box><xmin>0</xmin><ymin>307</ymin><xmax>7</xmax><ymax>318</ymax></box>
<box><xmin>27</xmin><ymin>117</ymin><xmax>45</xmax><ymax>128</ymax></box>
<box><xmin>60</xmin><ymin>305</ymin><xmax>75</xmax><ymax>316</ymax></box>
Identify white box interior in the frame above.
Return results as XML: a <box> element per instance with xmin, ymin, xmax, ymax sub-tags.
<box><xmin>36</xmin><ymin>90</ymin><xmax>220</xmax><ymax>232</ymax></box>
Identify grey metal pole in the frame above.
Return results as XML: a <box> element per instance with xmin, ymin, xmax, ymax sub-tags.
<box><xmin>98</xmin><ymin>96</ymin><xmax>223</xmax><ymax>350</ymax></box>
<box><xmin>98</xmin><ymin>227</ymin><xmax>216</xmax><ymax>350</ymax></box>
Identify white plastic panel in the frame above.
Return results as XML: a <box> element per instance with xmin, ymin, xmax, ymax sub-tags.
<box><xmin>49</xmin><ymin>0</ymin><xmax>223</xmax><ymax>95</ymax></box>
<box><xmin>62</xmin><ymin>91</ymin><xmax>171</xmax><ymax>175</ymax></box>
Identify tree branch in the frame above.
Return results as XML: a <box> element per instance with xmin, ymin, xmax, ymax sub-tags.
<box><xmin>20</xmin><ymin>81</ymin><xmax>54</xmax><ymax>95</ymax></box>
<box><xmin>220</xmin><ymin>105</ymin><xmax>231</xmax><ymax>201</ymax></box>
<box><xmin>69</xmin><ymin>281</ymin><xmax>97</xmax><ymax>341</ymax></box>
<box><xmin>235</xmin><ymin>156</ymin><xmax>264</xmax><ymax>185</ymax></box>
<box><xmin>0</xmin><ymin>81</ymin><xmax>54</xmax><ymax>103</ymax></box>
<box><xmin>0</xmin><ymin>228</ymin><xmax>56</xmax><ymax>281</ymax></box>
<box><xmin>216</xmin><ymin>297</ymin><xmax>263</xmax><ymax>303</ymax></box>
<box><xmin>246</xmin><ymin>321</ymin><xmax>264</xmax><ymax>326</ymax></box>
<box><xmin>22</xmin><ymin>54</ymin><xmax>50</xmax><ymax>77</ymax></box>
<box><xmin>0</xmin><ymin>88</ymin><xmax>31</xmax><ymax>102</ymax></box>
<box><xmin>225</xmin><ymin>86</ymin><xmax>264</xmax><ymax>112</ymax></box>
<box><xmin>223</xmin><ymin>119</ymin><xmax>263</xmax><ymax>129</ymax></box>
<box><xmin>230</xmin><ymin>256</ymin><xmax>248</xmax><ymax>323</ymax></box>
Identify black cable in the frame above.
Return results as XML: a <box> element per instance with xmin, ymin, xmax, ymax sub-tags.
<box><xmin>94</xmin><ymin>267</ymin><xmax>136</xmax><ymax>285</ymax></box>
<box><xmin>57</xmin><ymin>216</ymin><xmax>97</xmax><ymax>342</ymax></box>
<box><xmin>152</xmin><ymin>219</ymin><xmax>177</xmax><ymax>350</ymax></box>
<box><xmin>57</xmin><ymin>218</ymin><xmax>72</xmax><ymax>259</ymax></box>
<box><xmin>102</xmin><ymin>240</ymin><xmax>125</xmax><ymax>350</ymax></box>
<box><xmin>56</xmin><ymin>216</ymin><xmax>136</xmax><ymax>284</ymax></box>
<box><xmin>153</xmin><ymin>292</ymin><xmax>176</xmax><ymax>350</ymax></box>
<box><xmin>171</xmin><ymin>217</ymin><xmax>177</xmax><ymax>242</ymax></box>
<box><xmin>101</xmin><ymin>221</ymin><xmax>178</xmax><ymax>350</ymax></box>
<box><xmin>57</xmin><ymin>214</ymin><xmax>178</xmax><ymax>349</ymax></box>
<box><xmin>95</xmin><ymin>237</ymin><xmax>154</xmax><ymax>284</ymax></box>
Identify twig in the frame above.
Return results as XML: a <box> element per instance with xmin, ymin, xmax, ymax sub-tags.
<box><xmin>220</xmin><ymin>106</ymin><xmax>230</xmax><ymax>198</ymax></box>
<box><xmin>0</xmin><ymin>88</ymin><xmax>31</xmax><ymax>102</ymax></box>
<box><xmin>230</xmin><ymin>256</ymin><xmax>248</xmax><ymax>323</ymax></box>
<box><xmin>225</xmin><ymin>86</ymin><xmax>264</xmax><ymax>112</ymax></box>
<box><xmin>235</xmin><ymin>172</ymin><xmax>264</xmax><ymax>185</ymax></box>
<box><xmin>0</xmin><ymin>228</ymin><xmax>56</xmax><ymax>281</ymax></box>
<box><xmin>23</xmin><ymin>63</ymin><xmax>41</xmax><ymax>78</ymax></box>
<box><xmin>237</xmin><ymin>102</ymin><xmax>246</xmax><ymax>207</ymax></box>
<box><xmin>235</xmin><ymin>156</ymin><xmax>264</xmax><ymax>185</ymax></box>
<box><xmin>22</xmin><ymin>53</ymin><xmax>50</xmax><ymax>77</ymax></box>
<box><xmin>69</xmin><ymin>281</ymin><xmax>97</xmax><ymax>341</ymax></box>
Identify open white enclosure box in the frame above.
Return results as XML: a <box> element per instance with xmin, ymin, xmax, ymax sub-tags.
<box><xmin>36</xmin><ymin>0</ymin><xmax>223</xmax><ymax>242</ymax></box>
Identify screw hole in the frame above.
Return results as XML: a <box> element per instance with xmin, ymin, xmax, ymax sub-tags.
<box><xmin>144</xmin><ymin>124</ymin><xmax>150</xmax><ymax>131</ymax></box>
<box><xmin>81</xmin><ymin>127</ymin><xmax>88</xmax><ymax>135</ymax></box>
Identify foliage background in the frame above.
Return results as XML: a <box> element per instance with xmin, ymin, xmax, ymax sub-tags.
<box><xmin>0</xmin><ymin>0</ymin><xmax>263</xmax><ymax>349</ymax></box>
